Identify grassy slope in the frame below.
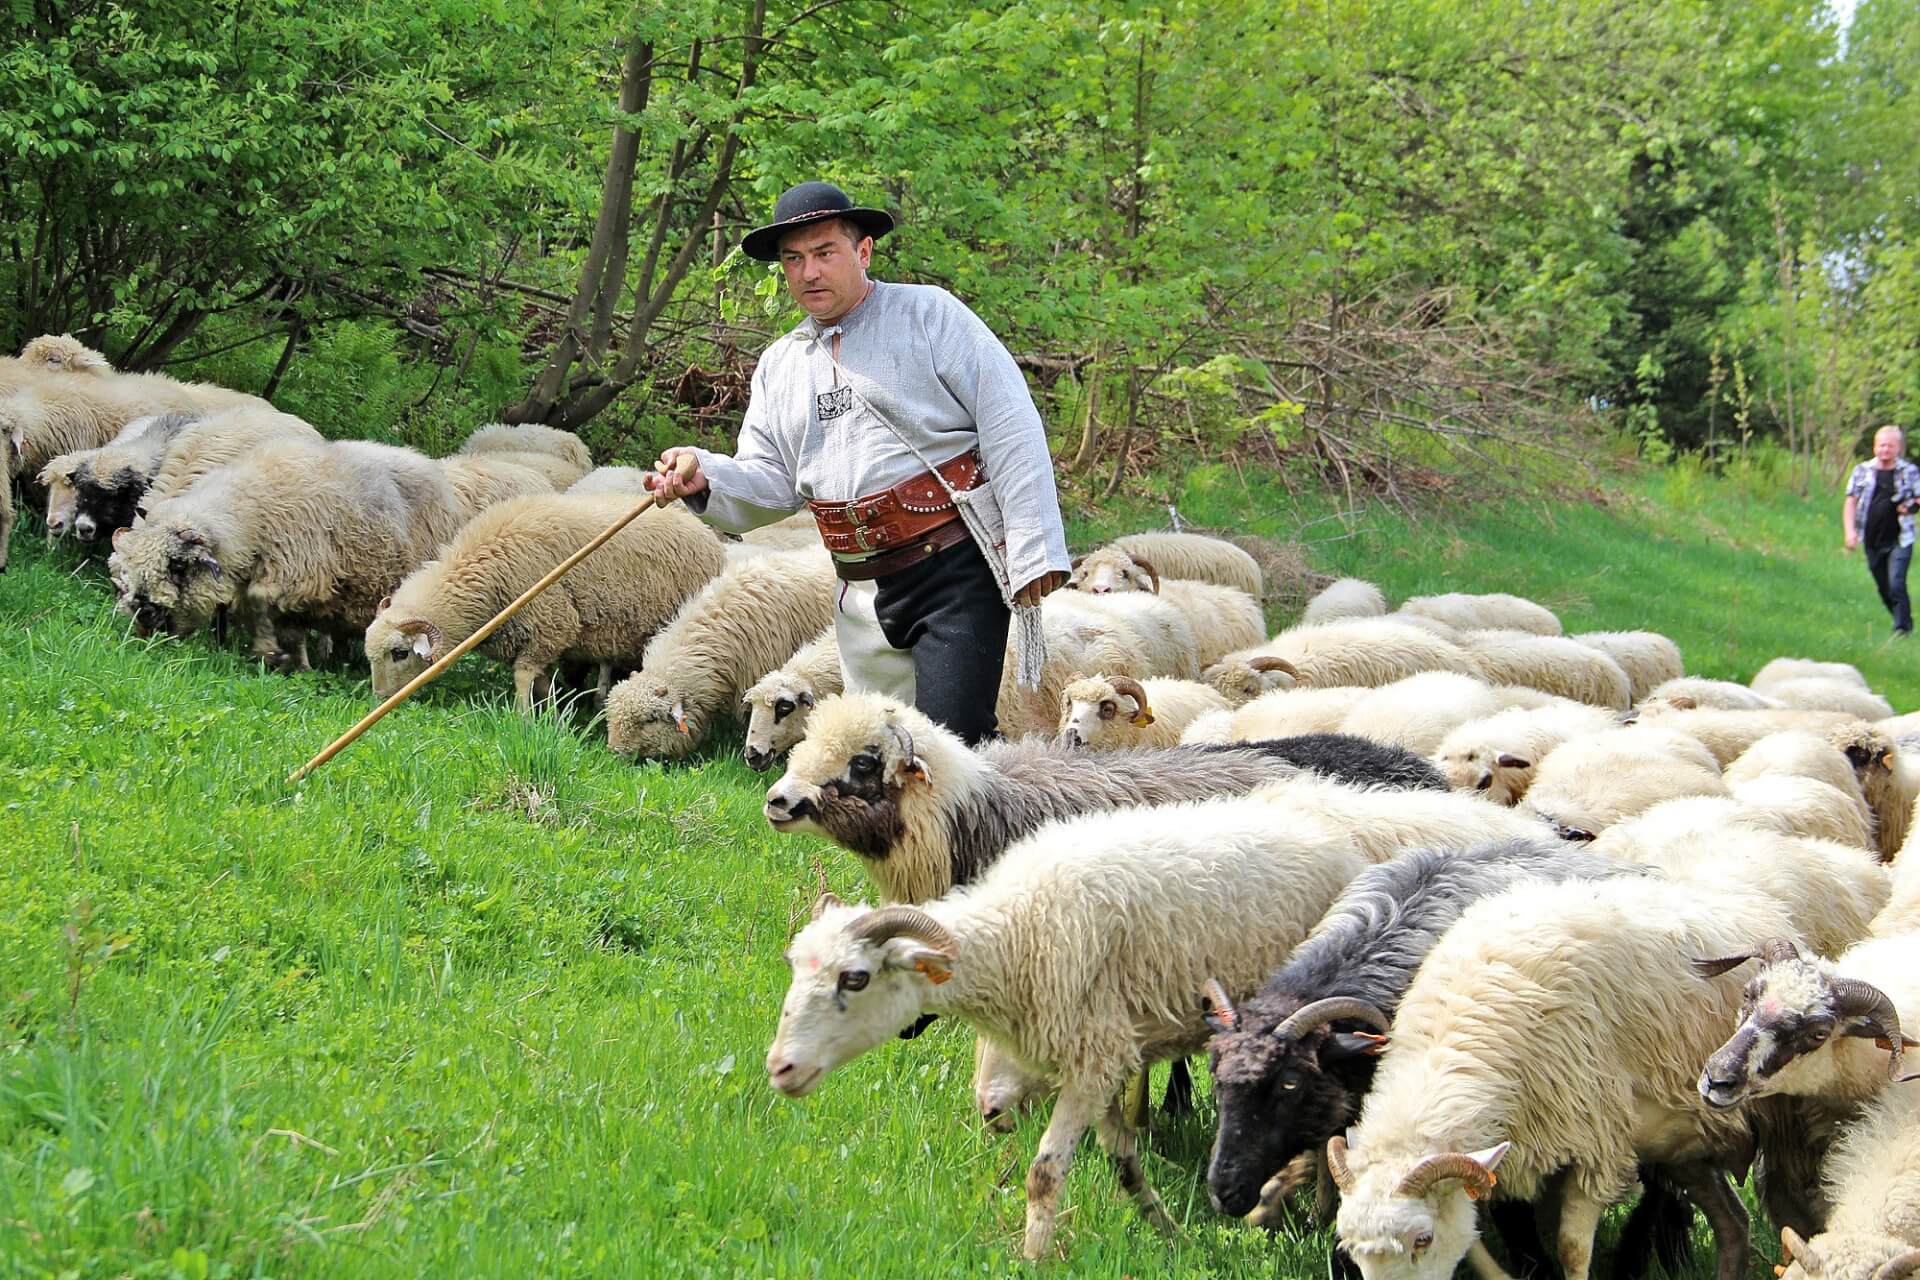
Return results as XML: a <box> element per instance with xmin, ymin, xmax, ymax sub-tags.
<box><xmin>0</xmin><ymin>468</ymin><xmax>1905</xmax><ymax>1279</ymax></box>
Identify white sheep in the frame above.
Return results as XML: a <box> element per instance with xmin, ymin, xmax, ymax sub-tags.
<box><xmin>139</xmin><ymin>406</ymin><xmax>328</xmax><ymax>512</ymax></box>
<box><xmin>1178</xmin><ymin>708</ymin><xmax>1234</xmax><ymax>745</ymax></box>
<box><xmin>1726</xmin><ymin>777</ymin><xmax>1878</xmax><ymax>853</ymax></box>
<box><xmin>1228</xmin><ymin>618</ymin><xmax>1478</xmax><ymax>689</ymax></box>
<box><xmin>1330</xmin><ymin>875</ymin><xmax>1828</xmax><ymax>1280</ymax></box>
<box><xmin>1571</xmin><ymin>630</ymin><xmax>1684</xmax><ymax>703</ymax></box>
<box><xmin>994</xmin><ymin>591</ymin><xmax>1199</xmax><ymax>737</ymax></box>
<box><xmin>1</xmin><ymin>362</ymin><xmax>265</xmax><ymax>485</ymax></box>
<box><xmin>108</xmin><ymin>440</ymin><xmax>460</xmax><ymax>669</ymax></box>
<box><xmin>1457</xmin><ymin>628</ymin><xmax>1632</xmax><ymax>709</ymax></box>
<box><xmin>1753</xmin><ymin>658</ymin><xmax>1871</xmax><ymax>693</ymax></box>
<box><xmin>1763</xmin><ymin>678</ymin><xmax>1897</xmax><ymax>721</ymax></box>
<box><xmin>740</xmin><ymin>509</ymin><xmax>825</xmax><ymax>550</ymax></box>
<box><xmin>1066</xmin><ymin>544</ymin><xmax>1265</xmax><ymax>665</ymax></box>
<box><xmin>1430</xmin><ymin>701</ymin><xmax>1621</xmax><ymax>804</ymax></box>
<box><xmin>1201</xmin><ymin>654</ymin><xmax>1305</xmax><ymax>705</ymax></box>
<box><xmin>1517</xmin><ymin>726</ymin><xmax>1728</xmax><ymax>840</ymax></box>
<box><xmin>1110</xmin><ymin>530</ymin><xmax>1263</xmax><ymax>596</ymax></box>
<box><xmin>1727</xmin><ymin>731</ymin><xmax>1874</xmax><ymax>813</ymax></box>
<box><xmin>1775</xmin><ymin>1090</ymin><xmax>1920</xmax><ymax>1280</ymax></box>
<box><xmin>456</xmin><ymin>422</ymin><xmax>593</xmax><ymax>477</ymax></box>
<box><xmin>1640</xmin><ymin>676</ymin><xmax>1785</xmax><ymax>713</ymax></box>
<box><xmin>741</xmin><ymin>626</ymin><xmax>841</xmax><ymax>771</ymax></box>
<box><xmin>1630</xmin><ymin>706</ymin><xmax>1866</xmax><ymax>767</ymax></box>
<box><xmin>1399</xmin><ymin>590</ymin><xmax>1561</xmax><ymax>636</ymax></box>
<box><xmin>439</xmin><ymin>453</ymin><xmax>559</xmax><ymax>520</ymax></box>
<box><xmin>1057</xmin><ymin>673</ymin><xmax>1230</xmax><ymax>750</ymax></box>
<box><xmin>1059</xmin><ymin>589</ymin><xmax>1200</xmax><ymax>678</ymax></box>
<box><xmin>365</xmin><ymin>495</ymin><xmax>726</xmax><ymax>711</ymax></box>
<box><xmin>1302</xmin><ymin>576</ymin><xmax>1388</xmax><ymax>624</ymax></box>
<box><xmin>605</xmin><ymin>549</ymin><xmax>835</xmax><ymax>760</ymax></box>
<box><xmin>566</xmin><ymin>465</ymin><xmax>652</xmax><ymax>496</ymax></box>
<box><xmin>1335</xmin><ymin>672</ymin><xmax>1563</xmax><ymax>756</ymax></box>
<box><xmin>767</xmin><ymin>797</ymin><xmax>1371</xmax><ymax>1260</ymax></box>
<box><xmin>1225</xmin><ymin>684</ymin><xmax>1371</xmax><ymax>741</ymax></box>
<box><xmin>1245</xmin><ymin>773</ymin><xmax>1552</xmax><ymax>862</ymax></box>
<box><xmin>1829</xmin><ymin>724</ymin><xmax>1920</xmax><ymax>863</ymax></box>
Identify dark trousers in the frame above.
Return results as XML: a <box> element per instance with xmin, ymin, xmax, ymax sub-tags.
<box><xmin>1865</xmin><ymin>540</ymin><xmax>1913</xmax><ymax>633</ymax></box>
<box><xmin>872</xmin><ymin>536</ymin><xmax>1010</xmax><ymax>745</ymax></box>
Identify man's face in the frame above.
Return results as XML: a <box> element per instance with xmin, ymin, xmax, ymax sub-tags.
<box><xmin>779</xmin><ymin>221</ymin><xmax>872</xmax><ymax>324</ymax></box>
<box><xmin>1876</xmin><ymin>431</ymin><xmax>1904</xmax><ymax>465</ymax></box>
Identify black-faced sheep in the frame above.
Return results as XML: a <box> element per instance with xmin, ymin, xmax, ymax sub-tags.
<box><xmin>1831</xmin><ymin>724</ymin><xmax>1920</xmax><ymax>862</ymax></box>
<box><xmin>767</xmin><ymin>798</ymin><xmax>1371</xmax><ymax>1260</ymax></box>
<box><xmin>604</xmin><ymin>548</ymin><xmax>835</xmax><ymax>760</ymax></box>
<box><xmin>365</xmin><ymin>496</ymin><xmax>726</xmax><ymax>711</ymax></box>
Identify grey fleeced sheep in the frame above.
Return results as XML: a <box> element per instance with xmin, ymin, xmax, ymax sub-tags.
<box><xmin>366</xmin><ymin>495</ymin><xmax>726</xmax><ymax>710</ymax></box>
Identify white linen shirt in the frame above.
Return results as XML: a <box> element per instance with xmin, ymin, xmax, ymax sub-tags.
<box><xmin>686</xmin><ymin>281</ymin><xmax>1070</xmax><ymax>593</ymax></box>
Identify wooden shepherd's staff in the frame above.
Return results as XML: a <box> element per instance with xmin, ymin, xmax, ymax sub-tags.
<box><xmin>286</xmin><ymin>492</ymin><xmax>659</xmax><ymax>784</ymax></box>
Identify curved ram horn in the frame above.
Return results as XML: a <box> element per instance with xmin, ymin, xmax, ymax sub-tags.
<box><xmin>1831</xmin><ymin>977</ymin><xmax>1908</xmax><ymax>1077</ymax></box>
<box><xmin>852</xmin><ymin>906</ymin><xmax>958</xmax><ymax>956</ymax></box>
<box><xmin>1872</xmin><ymin>1249</ymin><xmax>1920</xmax><ymax>1280</ymax></box>
<box><xmin>1108</xmin><ymin>676</ymin><xmax>1156</xmax><ymax>726</ymax></box>
<box><xmin>1128</xmin><ymin>556</ymin><xmax>1161</xmax><ymax>594</ymax></box>
<box><xmin>1394</xmin><ymin>1152</ymin><xmax>1499</xmax><ymax>1201</ymax></box>
<box><xmin>1201</xmin><ymin>978</ymin><xmax>1238</xmax><ymax>1031</ymax></box>
<box><xmin>1248</xmin><ymin>656</ymin><xmax>1302</xmax><ymax>679</ymax></box>
<box><xmin>1761</xmin><ymin>937</ymin><xmax>1802</xmax><ymax>965</ymax></box>
<box><xmin>1272</xmin><ymin>996</ymin><xmax>1392</xmax><ymax>1042</ymax></box>
<box><xmin>811</xmin><ymin>891</ymin><xmax>843</xmax><ymax>920</ymax></box>
<box><xmin>1325</xmin><ymin>1135</ymin><xmax>1356</xmax><ymax>1194</ymax></box>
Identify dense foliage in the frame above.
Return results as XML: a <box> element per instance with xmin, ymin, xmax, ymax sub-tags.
<box><xmin>1</xmin><ymin>0</ymin><xmax>1913</xmax><ymax>491</ymax></box>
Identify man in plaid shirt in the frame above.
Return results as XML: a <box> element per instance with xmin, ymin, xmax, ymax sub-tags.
<box><xmin>1843</xmin><ymin>425</ymin><xmax>1920</xmax><ymax>636</ymax></box>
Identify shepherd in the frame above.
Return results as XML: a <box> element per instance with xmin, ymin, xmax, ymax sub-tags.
<box><xmin>645</xmin><ymin>181</ymin><xmax>1070</xmax><ymax>744</ymax></box>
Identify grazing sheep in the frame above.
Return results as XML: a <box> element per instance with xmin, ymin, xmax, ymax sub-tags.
<box><xmin>1202</xmin><ymin>654</ymin><xmax>1305</xmax><ymax>704</ymax></box>
<box><xmin>605</xmin><ymin>549</ymin><xmax>835</xmax><ymax>760</ymax></box>
<box><xmin>108</xmin><ymin>441</ymin><xmax>460</xmax><ymax>669</ymax></box>
<box><xmin>1726</xmin><ymin>777</ymin><xmax>1879</xmax><ymax>853</ymax></box>
<box><xmin>39</xmin><ymin>412</ymin><xmax>193</xmax><ymax>541</ymax></box>
<box><xmin>1572</xmin><ymin>631</ymin><xmax>1684</xmax><ymax>703</ymax></box>
<box><xmin>365</xmin><ymin>496</ymin><xmax>726</xmax><ymax>710</ymax></box>
<box><xmin>1245</xmin><ymin>773</ymin><xmax>1549</xmax><ymax>863</ymax></box>
<box><xmin>1336</xmin><ymin>672</ymin><xmax>1562</xmax><ymax>756</ymax></box>
<box><xmin>439</xmin><ymin>453</ymin><xmax>559</xmax><ymax>520</ymax></box>
<box><xmin>1111</xmin><ymin>530</ymin><xmax>1263</xmax><ymax>596</ymax></box>
<box><xmin>1330</xmin><ymin>876</ymin><xmax>1828</xmax><ymax>1280</ymax></box>
<box><xmin>742</xmin><ymin>626</ymin><xmax>841</xmax><ymax>771</ymax></box>
<box><xmin>1066</xmin><ymin>544</ymin><xmax>1265</xmax><ymax>664</ymax></box>
<box><xmin>1227</xmin><ymin>684</ymin><xmax>1371</xmax><ymax>741</ymax></box>
<box><xmin>1430</xmin><ymin>702</ymin><xmax>1621</xmax><ymax>805</ymax></box>
<box><xmin>1727</xmin><ymin>731</ymin><xmax>1870</xmax><ymax>798</ymax></box>
<box><xmin>1754</xmin><ymin>658</ymin><xmax>1871</xmax><ymax>693</ymax></box>
<box><xmin>1631</xmin><ymin>706</ymin><xmax>1865</xmax><ymax>767</ymax></box>
<box><xmin>740</xmin><ymin>509</ymin><xmax>824</xmax><ymax>550</ymax></box>
<box><xmin>456</xmin><ymin>422</ymin><xmax>593</xmax><ymax>477</ymax></box>
<box><xmin>994</xmin><ymin>590</ymin><xmax>1197</xmax><ymax>737</ymax></box>
<box><xmin>139</xmin><ymin>407</ymin><xmax>329</xmax><ymax>513</ymax></box>
<box><xmin>566</xmin><ymin>465</ymin><xmax>652</xmax><ymax>496</ymax></box>
<box><xmin>1</xmin><ymin>364</ymin><xmax>264</xmax><ymax>484</ymax></box>
<box><xmin>1458</xmin><ymin>628</ymin><xmax>1632</xmax><ymax>709</ymax></box>
<box><xmin>1062</xmin><ymin>589</ymin><xmax>1201</xmax><ymax>678</ymax></box>
<box><xmin>1303</xmin><ymin>577</ymin><xmax>1388</xmax><ymax>625</ymax></box>
<box><xmin>1202</xmin><ymin>839</ymin><xmax>1640</xmax><ymax>1220</ymax></box>
<box><xmin>1764</xmin><ymin>679</ymin><xmax>1897</xmax><ymax>721</ymax></box>
<box><xmin>1399</xmin><ymin>591</ymin><xmax>1561</xmax><ymax>636</ymax></box>
<box><xmin>1831</xmin><ymin>725</ymin><xmax>1920</xmax><ymax>862</ymax></box>
<box><xmin>1774</xmin><ymin>1090</ymin><xmax>1920</xmax><ymax>1280</ymax></box>
<box><xmin>1640</xmin><ymin>677</ymin><xmax>1784</xmax><ymax>714</ymax></box>
<box><xmin>1058</xmin><ymin>674</ymin><xmax>1230</xmax><ymax>750</ymax></box>
<box><xmin>767</xmin><ymin>798</ymin><xmax>1371</xmax><ymax>1260</ymax></box>
<box><xmin>1519</xmin><ymin>726</ymin><xmax>1728</xmax><ymax>840</ymax></box>
<box><xmin>1230</xmin><ymin>618</ymin><xmax>1478</xmax><ymax>689</ymax></box>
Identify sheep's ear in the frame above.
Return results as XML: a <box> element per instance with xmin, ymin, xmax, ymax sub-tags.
<box><xmin>671</xmin><ymin>701</ymin><xmax>690</xmax><ymax>735</ymax></box>
<box><xmin>797</xmin><ymin>689</ymin><xmax>813</xmax><ymax>707</ymax></box>
<box><xmin>1326</xmin><ymin>1031</ymin><xmax>1391</xmax><ymax>1061</ymax></box>
<box><xmin>111</xmin><ymin>527</ymin><xmax>130</xmax><ymax>550</ymax></box>
<box><xmin>8</xmin><ymin>424</ymin><xmax>24</xmax><ymax>454</ymax></box>
<box><xmin>810</xmin><ymin>891</ymin><xmax>842</xmax><ymax>921</ymax></box>
<box><xmin>1494</xmin><ymin>753</ymin><xmax>1531</xmax><ymax>770</ymax></box>
<box><xmin>1670</xmin><ymin>694</ymin><xmax>1697</xmax><ymax>710</ymax></box>
<box><xmin>1466</xmin><ymin>1141</ymin><xmax>1511</xmax><ymax>1174</ymax></box>
<box><xmin>410</xmin><ymin>632</ymin><xmax>434</xmax><ymax>660</ymax></box>
<box><xmin>900</xmin><ymin>754</ymin><xmax>933</xmax><ymax>787</ymax></box>
<box><xmin>881</xmin><ymin>938</ymin><xmax>952</xmax><ymax>984</ymax></box>
<box><xmin>377</xmin><ymin>595</ymin><xmax>392</xmax><ymax>614</ymax></box>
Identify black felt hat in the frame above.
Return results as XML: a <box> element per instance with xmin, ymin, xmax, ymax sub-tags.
<box><xmin>741</xmin><ymin>181</ymin><xmax>894</xmax><ymax>262</ymax></box>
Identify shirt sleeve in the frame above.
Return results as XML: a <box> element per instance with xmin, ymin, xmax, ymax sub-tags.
<box><xmin>921</xmin><ymin>291</ymin><xmax>1071</xmax><ymax>591</ymax></box>
<box><xmin>683</xmin><ymin>358</ymin><xmax>807</xmax><ymax>533</ymax></box>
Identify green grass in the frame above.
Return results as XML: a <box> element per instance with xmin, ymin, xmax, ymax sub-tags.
<box><xmin>0</xmin><ymin>465</ymin><xmax>1903</xmax><ymax>1278</ymax></box>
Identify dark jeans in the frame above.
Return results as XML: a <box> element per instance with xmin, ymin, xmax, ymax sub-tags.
<box><xmin>1865</xmin><ymin>540</ymin><xmax>1913</xmax><ymax>633</ymax></box>
<box><xmin>873</xmin><ymin>535</ymin><xmax>1010</xmax><ymax>745</ymax></box>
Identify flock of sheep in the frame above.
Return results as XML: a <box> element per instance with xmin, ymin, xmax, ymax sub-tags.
<box><xmin>6</xmin><ymin>337</ymin><xmax>1920</xmax><ymax>1280</ymax></box>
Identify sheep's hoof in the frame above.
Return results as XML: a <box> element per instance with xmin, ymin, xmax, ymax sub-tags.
<box><xmin>265</xmin><ymin>649</ymin><xmax>302</xmax><ymax>674</ymax></box>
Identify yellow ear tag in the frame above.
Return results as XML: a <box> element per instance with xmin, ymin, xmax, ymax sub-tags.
<box><xmin>913</xmin><ymin>958</ymin><xmax>952</xmax><ymax>985</ymax></box>
<box><xmin>1131</xmin><ymin>709</ymin><xmax>1156</xmax><ymax>727</ymax></box>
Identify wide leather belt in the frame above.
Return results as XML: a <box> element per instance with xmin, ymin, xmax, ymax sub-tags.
<box><xmin>831</xmin><ymin>518</ymin><xmax>974</xmax><ymax>581</ymax></box>
<box><xmin>807</xmin><ymin>448</ymin><xmax>983</xmax><ymax>558</ymax></box>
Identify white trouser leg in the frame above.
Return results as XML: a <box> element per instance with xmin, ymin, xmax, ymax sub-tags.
<box><xmin>834</xmin><ymin>579</ymin><xmax>916</xmax><ymax>703</ymax></box>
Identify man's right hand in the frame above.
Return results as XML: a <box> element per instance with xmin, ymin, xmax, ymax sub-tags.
<box><xmin>645</xmin><ymin>448</ymin><xmax>708</xmax><ymax>504</ymax></box>
<box><xmin>1846</xmin><ymin>530</ymin><xmax>1861</xmax><ymax>552</ymax></box>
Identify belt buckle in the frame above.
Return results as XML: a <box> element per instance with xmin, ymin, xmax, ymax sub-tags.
<box><xmin>851</xmin><ymin>508</ymin><xmax>876</xmax><ymax>553</ymax></box>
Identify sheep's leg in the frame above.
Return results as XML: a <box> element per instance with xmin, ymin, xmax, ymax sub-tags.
<box><xmin>1467</xmin><ymin>1241</ymin><xmax>1517</xmax><ymax>1280</ymax></box>
<box><xmin>1122</xmin><ymin>1070</ymin><xmax>1149</xmax><ymax>1131</ymax></box>
<box><xmin>1554</xmin><ymin>1177</ymin><xmax>1606</xmax><ymax>1280</ymax></box>
<box><xmin>594</xmin><ymin>663</ymin><xmax>613</xmax><ymax>710</ymax></box>
<box><xmin>1313</xmin><ymin>1146</ymin><xmax>1337</xmax><ymax>1227</ymax></box>
<box><xmin>1162</xmin><ymin>1057</ymin><xmax>1194</xmax><ymax>1119</ymax></box>
<box><xmin>1662</xmin><ymin>1161</ymin><xmax>1748</xmax><ymax>1280</ymax></box>
<box><xmin>1022</xmin><ymin>1086</ymin><xmax>1101</xmax><ymax>1261</ymax></box>
<box><xmin>1094</xmin><ymin>1095</ymin><xmax>1176</xmax><ymax>1235</ymax></box>
<box><xmin>512</xmin><ymin>663</ymin><xmax>544</xmax><ymax>715</ymax></box>
<box><xmin>249</xmin><ymin>606</ymin><xmax>283</xmax><ymax>667</ymax></box>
